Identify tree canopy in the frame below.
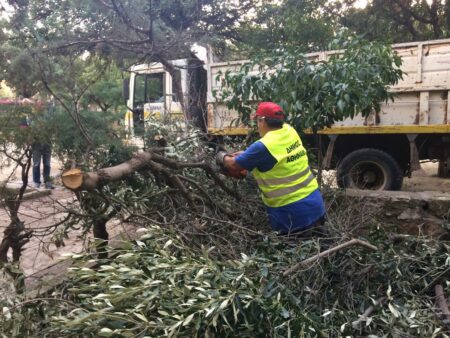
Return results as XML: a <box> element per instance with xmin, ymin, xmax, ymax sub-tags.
<box><xmin>1</xmin><ymin>0</ymin><xmax>448</xmax><ymax>100</ymax></box>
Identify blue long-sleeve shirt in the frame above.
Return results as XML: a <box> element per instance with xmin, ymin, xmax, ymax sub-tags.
<box><xmin>235</xmin><ymin>141</ymin><xmax>325</xmax><ymax>234</ymax></box>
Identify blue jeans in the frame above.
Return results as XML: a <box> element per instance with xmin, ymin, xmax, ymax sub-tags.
<box><xmin>32</xmin><ymin>142</ymin><xmax>52</xmax><ymax>184</ymax></box>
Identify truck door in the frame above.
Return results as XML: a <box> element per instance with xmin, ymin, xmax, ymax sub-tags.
<box><xmin>166</xmin><ymin>69</ymin><xmax>184</xmax><ymax>121</ymax></box>
<box><xmin>131</xmin><ymin>72</ymin><xmax>165</xmax><ymax>134</ymax></box>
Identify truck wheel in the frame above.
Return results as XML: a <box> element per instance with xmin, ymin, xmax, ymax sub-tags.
<box><xmin>337</xmin><ymin>148</ymin><xmax>403</xmax><ymax>190</ymax></box>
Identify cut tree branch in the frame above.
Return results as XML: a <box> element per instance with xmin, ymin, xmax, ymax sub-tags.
<box><xmin>62</xmin><ymin>152</ymin><xmax>154</xmax><ymax>190</ymax></box>
<box><xmin>435</xmin><ymin>284</ymin><xmax>450</xmax><ymax>326</ymax></box>
<box><xmin>61</xmin><ymin>150</ymin><xmax>240</xmax><ymax>203</ymax></box>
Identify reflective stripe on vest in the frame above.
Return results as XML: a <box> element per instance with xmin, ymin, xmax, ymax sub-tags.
<box><xmin>263</xmin><ymin>172</ymin><xmax>315</xmax><ymax>198</ymax></box>
<box><xmin>255</xmin><ymin>166</ymin><xmax>311</xmax><ymax>186</ymax></box>
<box><xmin>252</xmin><ymin>124</ymin><xmax>318</xmax><ymax>208</ymax></box>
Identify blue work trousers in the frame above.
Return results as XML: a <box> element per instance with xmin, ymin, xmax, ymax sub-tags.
<box><xmin>32</xmin><ymin>142</ymin><xmax>52</xmax><ymax>184</ymax></box>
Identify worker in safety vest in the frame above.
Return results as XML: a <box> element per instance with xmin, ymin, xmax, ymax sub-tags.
<box><xmin>216</xmin><ymin>102</ymin><xmax>326</xmax><ymax>236</ymax></box>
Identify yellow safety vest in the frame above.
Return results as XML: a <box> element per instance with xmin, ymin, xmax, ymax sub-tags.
<box><xmin>253</xmin><ymin>124</ymin><xmax>318</xmax><ymax>208</ymax></box>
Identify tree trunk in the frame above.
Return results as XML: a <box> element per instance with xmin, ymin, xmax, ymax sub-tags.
<box><xmin>0</xmin><ymin>152</ymin><xmax>32</xmax><ymax>292</ymax></box>
<box><xmin>0</xmin><ymin>217</ymin><xmax>30</xmax><ymax>293</ymax></box>
<box><xmin>93</xmin><ymin>217</ymin><xmax>109</xmax><ymax>260</ymax></box>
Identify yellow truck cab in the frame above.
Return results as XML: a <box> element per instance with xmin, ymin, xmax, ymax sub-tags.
<box><xmin>123</xmin><ymin>58</ymin><xmax>206</xmax><ymax>137</ymax></box>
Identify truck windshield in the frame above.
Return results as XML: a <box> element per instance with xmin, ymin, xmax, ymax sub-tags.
<box><xmin>134</xmin><ymin>73</ymin><xmax>164</xmax><ymax>104</ymax></box>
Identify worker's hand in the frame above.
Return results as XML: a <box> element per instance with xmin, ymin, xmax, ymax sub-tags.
<box><xmin>223</xmin><ymin>166</ymin><xmax>248</xmax><ymax>179</ymax></box>
<box><xmin>231</xmin><ymin>151</ymin><xmax>244</xmax><ymax>157</ymax></box>
<box><xmin>216</xmin><ymin>152</ymin><xmax>248</xmax><ymax>179</ymax></box>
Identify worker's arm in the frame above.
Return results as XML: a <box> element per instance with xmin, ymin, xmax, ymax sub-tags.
<box><xmin>218</xmin><ymin>142</ymin><xmax>276</xmax><ymax>173</ymax></box>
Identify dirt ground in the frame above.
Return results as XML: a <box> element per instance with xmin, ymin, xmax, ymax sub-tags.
<box><xmin>322</xmin><ymin>162</ymin><xmax>450</xmax><ymax>193</ymax></box>
<box><xmin>0</xmin><ymin>158</ymin><xmax>137</xmax><ymax>291</ymax></box>
<box><xmin>402</xmin><ymin>162</ymin><xmax>450</xmax><ymax>192</ymax></box>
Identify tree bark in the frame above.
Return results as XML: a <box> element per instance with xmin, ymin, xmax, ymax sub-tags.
<box><xmin>62</xmin><ymin>151</ymin><xmax>154</xmax><ymax>190</ymax></box>
<box><xmin>435</xmin><ymin>284</ymin><xmax>450</xmax><ymax>325</ymax></box>
<box><xmin>0</xmin><ymin>155</ymin><xmax>32</xmax><ymax>292</ymax></box>
<box><xmin>93</xmin><ymin>217</ymin><xmax>109</xmax><ymax>260</ymax></box>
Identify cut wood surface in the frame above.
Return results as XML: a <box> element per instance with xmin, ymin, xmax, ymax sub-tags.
<box><xmin>283</xmin><ymin>238</ymin><xmax>378</xmax><ymax>276</ymax></box>
<box><xmin>61</xmin><ymin>168</ymin><xmax>83</xmax><ymax>190</ymax></box>
<box><xmin>62</xmin><ymin>152</ymin><xmax>154</xmax><ymax>190</ymax></box>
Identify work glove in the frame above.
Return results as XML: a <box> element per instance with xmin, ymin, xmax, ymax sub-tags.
<box><xmin>215</xmin><ymin>151</ymin><xmax>248</xmax><ymax>179</ymax></box>
<box><xmin>215</xmin><ymin>151</ymin><xmax>229</xmax><ymax>166</ymax></box>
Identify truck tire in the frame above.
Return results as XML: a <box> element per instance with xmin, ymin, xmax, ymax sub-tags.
<box><xmin>337</xmin><ymin>148</ymin><xmax>403</xmax><ymax>190</ymax></box>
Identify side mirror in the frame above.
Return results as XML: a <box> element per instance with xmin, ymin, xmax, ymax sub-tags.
<box><xmin>122</xmin><ymin>78</ymin><xmax>130</xmax><ymax>103</ymax></box>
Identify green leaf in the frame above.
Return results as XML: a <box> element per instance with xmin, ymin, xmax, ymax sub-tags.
<box><xmin>337</xmin><ymin>99</ymin><xmax>345</xmax><ymax>113</ymax></box>
<box><xmin>98</xmin><ymin>328</ymin><xmax>113</xmax><ymax>337</ymax></box>
<box><xmin>182</xmin><ymin>313</ymin><xmax>195</xmax><ymax>326</ymax></box>
<box><xmin>388</xmin><ymin>302</ymin><xmax>400</xmax><ymax>318</ymax></box>
<box><xmin>134</xmin><ymin>313</ymin><xmax>148</xmax><ymax>322</ymax></box>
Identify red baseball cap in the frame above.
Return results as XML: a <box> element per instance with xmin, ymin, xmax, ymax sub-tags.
<box><xmin>253</xmin><ymin>102</ymin><xmax>284</xmax><ymax>120</ymax></box>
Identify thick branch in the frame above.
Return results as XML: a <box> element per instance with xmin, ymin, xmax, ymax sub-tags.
<box><xmin>61</xmin><ymin>151</ymin><xmax>240</xmax><ymax>201</ymax></box>
<box><xmin>150</xmin><ymin>153</ymin><xmax>240</xmax><ymax>200</ymax></box>
<box><xmin>428</xmin><ymin>0</ymin><xmax>443</xmax><ymax>38</ymax></box>
<box><xmin>62</xmin><ymin>152</ymin><xmax>154</xmax><ymax>190</ymax></box>
<box><xmin>283</xmin><ymin>238</ymin><xmax>378</xmax><ymax>276</ymax></box>
<box><xmin>446</xmin><ymin>0</ymin><xmax>450</xmax><ymax>35</ymax></box>
<box><xmin>392</xmin><ymin>0</ymin><xmax>433</xmax><ymax>24</ymax></box>
<box><xmin>435</xmin><ymin>284</ymin><xmax>450</xmax><ymax>325</ymax></box>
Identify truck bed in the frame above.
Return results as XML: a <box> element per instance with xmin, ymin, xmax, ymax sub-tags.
<box><xmin>207</xmin><ymin>39</ymin><xmax>450</xmax><ymax>135</ymax></box>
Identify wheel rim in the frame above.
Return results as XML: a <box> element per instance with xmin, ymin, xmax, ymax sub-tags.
<box><xmin>348</xmin><ymin>161</ymin><xmax>388</xmax><ymax>190</ymax></box>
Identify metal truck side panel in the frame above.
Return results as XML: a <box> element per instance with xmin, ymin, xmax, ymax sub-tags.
<box><xmin>207</xmin><ymin>39</ymin><xmax>450</xmax><ymax>135</ymax></box>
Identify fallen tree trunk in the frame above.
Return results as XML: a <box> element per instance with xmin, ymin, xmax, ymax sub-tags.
<box><xmin>61</xmin><ymin>150</ymin><xmax>240</xmax><ymax>200</ymax></box>
<box><xmin>62</xmin><ymin>152</ymin><xmax>155</xmax><ymax>190</ymax></box>
<box><xmin>283</xmin><ymin>238</ymin><xmax>378</xmax><ymax>276</ymax></box>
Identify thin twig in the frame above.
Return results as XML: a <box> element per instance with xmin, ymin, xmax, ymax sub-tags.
<box><xmin>5</xmin><ymin>297</ymin><xmax>79</xmax><ymax>312</ymax></box>
<box><xmin>283</xmin><ymin>238</ymin><xmax>378</xmax><ymax>276</ymax></box>
<box><xmin>351</xmin><ymin>297</ymin><xmax>385</xmax><ymax>328</ymax></box>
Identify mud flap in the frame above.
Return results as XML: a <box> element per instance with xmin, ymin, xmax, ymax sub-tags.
<box><xmin>407</xmin><ymin>134</ymin><xmax>421</xmax><ymax>172</ymax></box>
<box><xmin>323</xmin><ymin>135</ymin><xmax>338</xmax><ymax>170</ymax></box>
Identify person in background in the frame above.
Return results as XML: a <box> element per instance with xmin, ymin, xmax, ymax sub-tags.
<box><xmin>23</xmin><ymin>98</ymin><xmax>54</xmax><ymax>190</ymax></box>
<box><xmin>216</xmin><ymin>102</ymin><xmax>326</xmax><ymax>236</ymax></box>
<box><xmin>32</xmin><ymin>141</ymin><xmax>53</xmax><ymax>189</ymax></box>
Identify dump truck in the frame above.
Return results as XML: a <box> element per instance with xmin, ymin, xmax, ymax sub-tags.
<box><xmin>123</xmin><ymin>38</ymin><xmax>450</xmax><ymax>190</ymax></box>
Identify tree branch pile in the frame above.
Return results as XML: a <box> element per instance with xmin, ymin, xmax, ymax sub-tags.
<box><xmin>1</xmin><ymin>216</ymin><xmax>449</xmax><ymax>337</ymax></box>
